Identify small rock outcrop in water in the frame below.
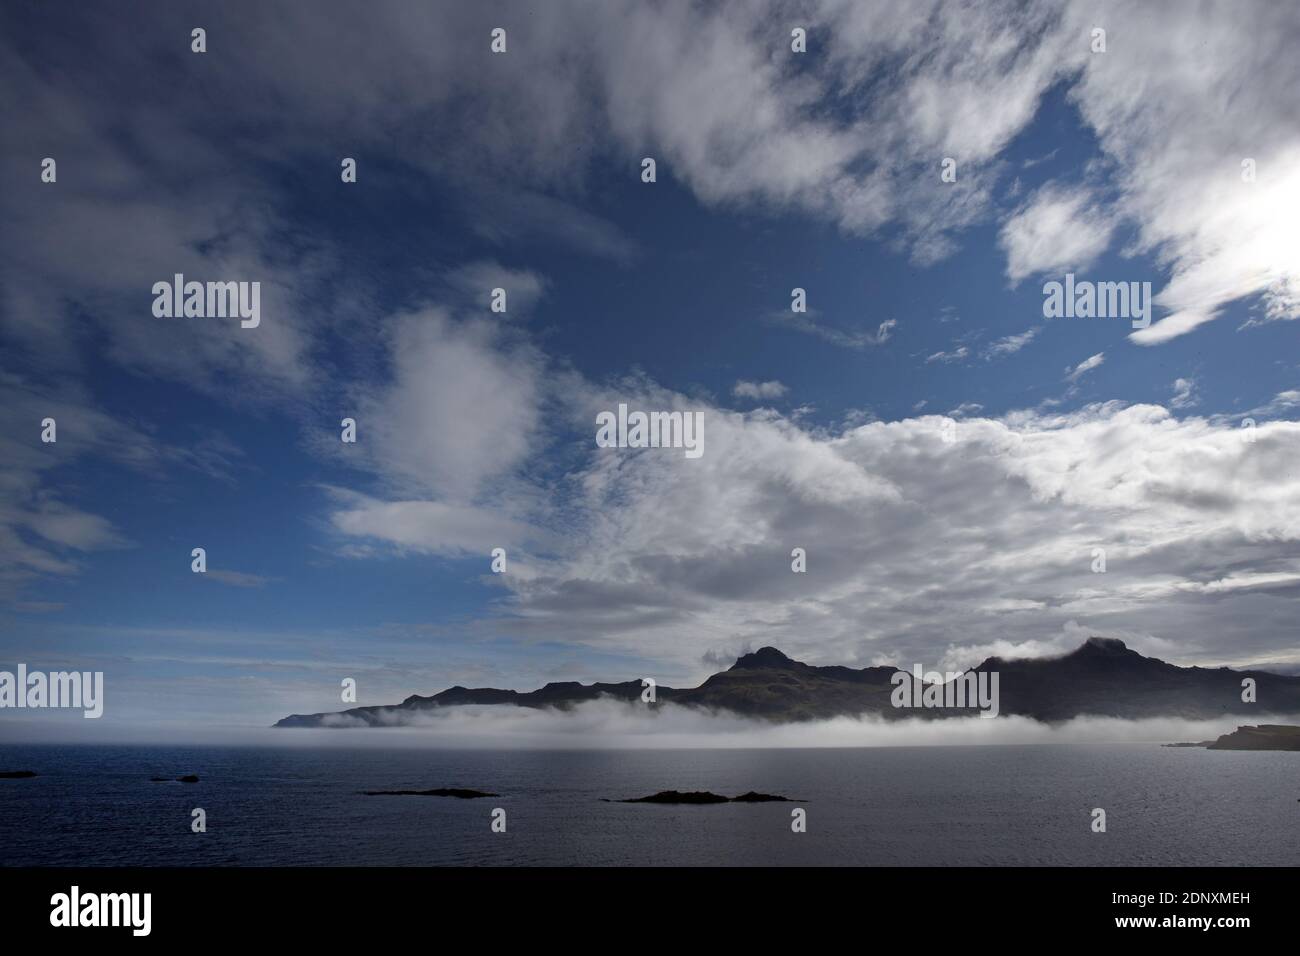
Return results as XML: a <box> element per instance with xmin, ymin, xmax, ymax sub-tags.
<box><xmin>362</xmin><ymin>788</ymin><xmax>498</xmax><ymax>798</ymax></box>
<box><xmin>150</xmin><ymin>774</ymin><xmax>200</xmax><ymax>783</ymax></box>
<box><xmin>0</xmin><ymin>770</ymin><xmax>37</xmax><ymax>779</ymax></box>
<box><xmin>610</xmin><ymin>790</ymin><xmax>801</xmax><ymax>804</ymax></box>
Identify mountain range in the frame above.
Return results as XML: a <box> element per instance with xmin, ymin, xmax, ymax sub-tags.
<box><xmin>274</xmin><ymin>637</ymin><xmax>1300</xmax><ymax>727</ymax></box>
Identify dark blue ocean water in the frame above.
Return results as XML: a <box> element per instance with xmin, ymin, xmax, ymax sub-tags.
<box><xmin>1</xmin><ymin>743</ymin><xmax>1296</xmax><ymax>866</ymax></box>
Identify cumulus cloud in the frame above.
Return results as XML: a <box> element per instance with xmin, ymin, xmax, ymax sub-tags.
<box><xmin>419</xmin><ymin>394</ymin><xmax>1300</xmax><ymax>677</ymax></box>
<box><xmin>1000</xmin><ymin>183</ymin><xmax>1115</xmax><ymax>284</ymax></box>
<box><xmin>314</xmin><ymin>304</ymin><xmax>553</xmax><ymax>562</ymax></box>
<box><xmin>354</xmin><ymin>308</ymin><xmax>546</xmax><ymax>502</ymax></box>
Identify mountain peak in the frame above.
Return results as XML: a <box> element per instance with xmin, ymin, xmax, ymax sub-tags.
<box><xmin>730</xmin><ymin>646</ymin><xmax>799</xmax><ymax>670</ymax></box>
<box><xmin>1074</xmin><ymin>636</ymin><xmax>1130</xmax><ymax>656</ymax></box>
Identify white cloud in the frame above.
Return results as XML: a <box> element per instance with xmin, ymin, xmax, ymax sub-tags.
<box><xmin>1253</xmin><ymin>390</ymin><xmax>1300</xmax><ymax>416</ymax></box>
<box><xmin>1000</xmin><ymin>183</ymin><xmax>1115</xmax><ymax>284</ymax></box>
<box><xmin>1057</xmin><ymin>3</ymin><xmax>1300</xmax><ymax>345</ymax></box>
<box><xmin>0</xmin><ymin>42</ymin><xmax>329</xmax><ymax>403</ymax></box>
<box><xmin>19</xmin><ymin>504</ymin><xmax>125</xmax><ymax>552</ymax></box>
<box><xmin>315</xmin><ymin>302</ymin><xmax>555</xmax><ymax>563</ymax></box>
<box><xmin>769</xmin><ymin>311</ymin><xmax>896</xmax><ymax>350</ymax></box>
<box><xmin>355</xmin><ymin>308</ymin><xmax>546</xmax><ymax>502</ymax></box>
<box><xmin>445</xmin><ymin>261</ymin><xmax>547</xmax><ymax>317</ymax></box>
<box><xmin>328</xmin><ymin>492</ymin><xmax>539</xmax><ymax>558</ymax></box>
<box><xmin>984</xmin><ymin>327</ymin><xmax>1041</xmax><ymax>359</ymax></box>
<box><xmin>926</xmin><ymin>345</ymin><xmax>969</xmax><ymax>364</ymax></box>
<box><xmin>340</xmin><ymin>384</ymin><xmax>1300</xmax><ymax>676</ymax></box>
<box><xmin>870</xmin><ymin>318</ymin><xmax>898</xmax><ymax>344</ymax></box>
<box><xmin>5</xmin><ymin>0</ymin><xmax>1297</xmax><ymax>364</ymax></box>
<box><xmin>733</xmin><ymin>380</ymin><xmax>789</xmax><ymax>401</ymax></box>
<box><xmin>1066</xmin><ymin>352</ymin><xmax>1105</xmax><ymax>382</ymax></box>
<box><xmin>1170</xmin><ymin>377</ymin><xmax>1197</xmax><ymax>410</ymax></box>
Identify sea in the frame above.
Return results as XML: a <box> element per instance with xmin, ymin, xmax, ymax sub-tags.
<box><xmin>1</xmin><ymin>743</ymin><xmax>1296</xmax><ymax>866</ymax></box>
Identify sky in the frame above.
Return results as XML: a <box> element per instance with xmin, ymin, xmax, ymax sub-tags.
<box><xmin>1</xmin><ymin>0</ymin><xmax>1299</xmax><ymax>735</ymax></box>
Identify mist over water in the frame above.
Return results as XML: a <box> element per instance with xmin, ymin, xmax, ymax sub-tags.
<box><xmin>6</xmin><ymin>703</ymin><xmax>1300</xmax><ymax>749</ymax></box>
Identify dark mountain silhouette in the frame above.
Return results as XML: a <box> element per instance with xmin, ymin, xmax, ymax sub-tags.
<box><xmin>968</xmin><ymin>636</ymin><xmax>1300</xmax><ymax>721</ymax></box>
<box><xmin>274</xmin><ymin>637</ymin><xmax>1300</xmax><ymax>727</ymax></box>
<box><xmin>1204</xmin><ymin>724</ymin><xmax>1300</xmax><ymax>751</ymax></box>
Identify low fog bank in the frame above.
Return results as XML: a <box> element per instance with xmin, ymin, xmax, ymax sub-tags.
<box><xmin>5</xmin><ymin>700</ymin><xmax>1300</xmax><ymax>750</ymax></box>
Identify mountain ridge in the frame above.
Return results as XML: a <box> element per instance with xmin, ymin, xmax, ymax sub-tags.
<box><xmin>274</xmin><ymin>638</ymin><xmax>1300</xmax><ymax>727</ymax></box>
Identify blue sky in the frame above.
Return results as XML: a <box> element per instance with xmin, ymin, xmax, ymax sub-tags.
<box><xmin>2</xmin><ymin>1</ymin><xmax>1299</xmax><ymax>734</ymax></box>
